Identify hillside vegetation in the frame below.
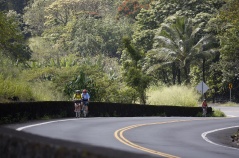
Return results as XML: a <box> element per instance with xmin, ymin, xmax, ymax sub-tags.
<box><xmin>0</xmin><ymin>0</ymin><xmax>239</xmax><ymax>105</ymax></box>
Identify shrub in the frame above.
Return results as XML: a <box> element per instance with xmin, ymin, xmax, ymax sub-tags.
<box><xmin>210</xmin><ymin>108</ymin><xmax>226</xmax><ymax>117</ymax></box>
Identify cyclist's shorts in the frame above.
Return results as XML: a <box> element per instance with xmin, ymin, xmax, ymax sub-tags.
<box><xmin>82</xmin><ymin>100</ymin><xmax>89</xmax><ymax>106</ymax></box>
<box><xmin>74</xmin><ymin>100</ymin><xmax>81</xmax><ymax>103</ymax></box>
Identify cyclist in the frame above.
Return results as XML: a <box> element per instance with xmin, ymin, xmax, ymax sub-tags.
<box><xmin>81</xmin><ymin>89</ymin><xmax>90</xmax><ymax>116</ymax></box>
<box><xmin>202</xmin><ymin>99</ymin><xmax>208</xmax><ymax>117</ymax></box>
<box><xmin>73</xmin><ymin>90</ymin><xmax>82</xmax><ymax>117</ymax></box>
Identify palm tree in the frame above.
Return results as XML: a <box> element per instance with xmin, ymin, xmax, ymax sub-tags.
<box><xmin>147</xmin><ymin>16</ymin><xmax>217</xmax><ymax>84</ymax></box>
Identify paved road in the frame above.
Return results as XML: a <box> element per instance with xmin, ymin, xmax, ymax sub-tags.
<box><xmin>15</xmin><ymin>116</ymin><xmax>239</xmax><ymax>158</ymax></box>
<box><xmin>210</xmin><ymin>105</ymin><xmax>239</xmax><ymax>117</ymax></box>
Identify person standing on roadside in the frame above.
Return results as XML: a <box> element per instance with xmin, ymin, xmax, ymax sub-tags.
<box><xmin>202</xmin><ymin>99</ymin><xmax>208</xmax><ymax>117</ymax></box>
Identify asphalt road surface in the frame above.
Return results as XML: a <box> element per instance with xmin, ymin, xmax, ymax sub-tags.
<box><xmin>14</xmin><ymin>115</ymin><xmax>239</xmax><ymax>158</ymax></box>
<box><xmin>211</xmin><ymin>105</ymin><xmax>239</xmax><ymax>118</ymax></box>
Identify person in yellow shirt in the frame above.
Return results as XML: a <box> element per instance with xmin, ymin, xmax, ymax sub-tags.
<box><xmin>73</xmin><ymin>90</ymin><xmax>82</xmax><ymax>117</ymax></box>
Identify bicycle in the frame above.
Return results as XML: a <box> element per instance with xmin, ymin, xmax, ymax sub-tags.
<box><xmin>81</xmin><ymin>101</ymin><xmax>89</xmax><ymax>117</ymax></box>
<box><xmin>81</xmin><ymin>104</ymin><xmax>87</xmax><ymax>117</ymax></box>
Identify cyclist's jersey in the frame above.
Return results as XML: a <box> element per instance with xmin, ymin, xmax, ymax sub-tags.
<box><xmin>73</xmin><ymin>93</ymin><xmax>82</xmax><ymax>100</ymax></box>
<box><xmin>82</xmin><ymin>93</ymin><xmax>90</xmax><ymax>101</ymax></box>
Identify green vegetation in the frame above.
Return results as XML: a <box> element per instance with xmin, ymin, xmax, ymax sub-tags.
<box><xmin>0</xmin><ymin>0</ymin><xmax>239</xmax><ymax>104</ymax></box>
<box><xmin>210</xmin><ymin>108</ymin><xmax>226</xmax><ymax>117</ymax></box>
<box><xmin>0</xmin><ymin>74</ymin><xmax>33</xmax><ymax>101</ymax></box>
<box><xmin>121</xmin><ymin>37</ymin><xmax>152</xmax><ymax>104</ymax></box>
<box><xmin>147</xmin><ymin>85</ymin><xmax>200</xmax><ymax>106</ymax></box>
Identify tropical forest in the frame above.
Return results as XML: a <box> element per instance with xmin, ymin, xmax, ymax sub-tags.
<box><xmin>0</xmin><ymin>0</ymin><xmax>239</xmax><ymax>106</ymax></box>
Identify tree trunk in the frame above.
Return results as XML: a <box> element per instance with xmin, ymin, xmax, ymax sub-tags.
<box><xmin>177</xmin><ymin>68</ymin><xmax>181</xmax><ymax>84</ymax></box>
<box><xmin>184</xmin><ymin>60</ymin><xmax>190</xmax><ymax>84</ymax></box>
<box><xmin>172</xmin><ymin>62</ymin><xmax>176</xmax><ymax>85</ymax></box>
<box><xmin>202</xmin><ymin>58</ymin><xmax>206</xmax><ymax>82</ymax></box>
<box><xmin>202</xmin><ymin>57</ymin><xmax>206</xmax><ymax>99</ymax></box>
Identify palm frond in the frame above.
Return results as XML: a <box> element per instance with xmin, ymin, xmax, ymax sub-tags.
<box><xmin>148</xmin><ymin>48</ymin><xmax>177</xmax><ymax>62</ymax></box>
<box><xmin>160</xmin><ymin>23</ymin><xmax>180</xmax><ymax>43</ymax></box>
<box><xmin>146</xmin><ymin>61</ymin><xmax>172</xmax><ymax>74</ymax></box>
<box><xmin>154</xmin><ymin>35</ymin><xmax>174</xmax><ymax>46</ymax></box>
<box><xmin>190</xmin><ymin>27</ymin><xmax>201</xmax><ymax>38</ymax></box>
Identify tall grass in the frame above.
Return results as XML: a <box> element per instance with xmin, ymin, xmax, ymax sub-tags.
<box><xmin>30</xmin><ymin>81</ymin><xmax>67</xmax><ymax>101</ymax></box>
<box><xmin>0</xmin><ymin>75</ymin><xmax>33</xmax><ymax>101</ymax></box>
<box><xmin>147</xmin><ymin>85</ymin><xmax>200</xmax><ymax>107</ymax></box>
<box><xmin>0</xmin><ymin>74</ymin><xmax>66</xmax><ymax>102</ymax></box>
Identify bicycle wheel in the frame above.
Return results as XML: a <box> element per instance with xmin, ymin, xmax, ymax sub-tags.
<box><xmin>83</xmin><ymin>109</ymin><xmax>87</xmax><ymax>117</ymax></box>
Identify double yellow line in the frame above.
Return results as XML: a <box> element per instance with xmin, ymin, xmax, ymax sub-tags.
<box><xmin>114</xmin><ymin>118</ymin><xmax>222</xmax><ymax>158</ymax></box>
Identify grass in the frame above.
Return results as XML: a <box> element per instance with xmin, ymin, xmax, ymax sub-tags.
<box><xmin>211</xmin><ymin>108</ymin><xmax>226</xmax><ymax>117</ymax></box>
<box><xmin>147</xmin><ymin>85</ymin><xmax>200</xmax><ymax>107</ymax></box>
<box><xmin>146</xmin><ymin>85</ymin><xmax>228</xmax><ymax>117</ymax></box>
<box><xmin>0</xmin><ymin>75</ymin><xmax>34</xmax><ymax>102</ymax></box>
<box><xmin>29</xmin><ymin>81</ymin><xmax>67</xmax><ymax>101</ymax></box>
<box><xmin>0</xmin><ymin>74</ymin><xmax>67</xmax><ymax>102</ymax></box>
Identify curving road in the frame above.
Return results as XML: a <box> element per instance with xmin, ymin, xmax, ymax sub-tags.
<box><xmin>14</xmin><ymin>115</ymin><xmax>239</xmax><ymax>158</ymax></box>
<box><xmin>211</xmin><ymin>105</ymin><xmax>239</xmax><ymax>117</ymax></box>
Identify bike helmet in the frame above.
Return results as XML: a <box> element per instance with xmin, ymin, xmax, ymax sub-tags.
<box><xmin>82</xmin><ymin>89</ymin><xmax>87</xmax><ymax>93</ymax></box>
<box><xmin>75</xmin><ymin>90</ymin><xmax>80</xmax><ymax>93</ymax></box>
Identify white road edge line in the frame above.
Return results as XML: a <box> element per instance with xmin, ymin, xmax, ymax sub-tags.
<box><xmin>227</xmin><ymin>115</ymin><xmax>237</xmax><ymax>117</ymax></box>
<box><xmin>201</xmin><ymin>126</ymin><xmax>239</xmax><ymax>151</ymax></box>
<box><xmin>16</xmin><ymin>118</ymin><xmax>79</xmax><ymax>131</ymax></box>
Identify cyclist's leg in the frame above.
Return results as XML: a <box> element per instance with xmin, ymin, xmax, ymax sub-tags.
<box><xmin>85</xmin><ymin>105</ymin><xmax>88</xmax><ymax>114</ymax></box>
<box><xmin>74</xmin><ymin>103</ymin><xmax>78</xmax><ymax>112</ymax></box>
<box><xmin>84</xmin><ymin>101</ymin><xmax>89</xmax><ymax>116</ymax></box>
<box><xmin>79</xmin><ymin>103</ymin><xmax>82</xmax><ymax>111</ymax></box>
<box><xmin>80</xmin><ymin>102</ymin><xmax>83</xmax><ymax>112</ymax></box>
<box><xmin>202</xmin><ymin>107</ymin><xmax>206</xmax><ymax>117</ymax></box>
<box><xmin>83</xmin><ymin>105</ymin><xmax>86</xmax><ymax>117</ymax></box>
<box><xmin>74</xmin><ymin>103</ymin><xmax>78</xmax><ymax>117</ymax></box>
<box><xmin>75</xmin><ymin>102</ymin><xmax>81</xmax><ymax>117</ymax></box>
<box><xmin>78</xmin><ymin>104</ymin><xmax>81</xmax><ymax>117</ymax></box>
<box><xmin>82</xmin><ymin>101</ymin><xmax>88</xmax><ymax>117</ymax></box>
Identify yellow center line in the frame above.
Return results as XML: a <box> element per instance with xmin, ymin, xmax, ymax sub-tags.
<box><xmin>114</xmin><ymin>118</ymin><xmax>225</xmax><ymax>158</ymax></box>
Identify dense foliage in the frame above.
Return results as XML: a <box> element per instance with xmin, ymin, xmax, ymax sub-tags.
<box><xmin>0</xmin><ymin>0</ymin><xmax>239</xmax><ymax>103</ymax></box>
<box><xmin>0</xmin><ymin>11</ymin><xmax>32</xmax><ymax>62</ymax></box>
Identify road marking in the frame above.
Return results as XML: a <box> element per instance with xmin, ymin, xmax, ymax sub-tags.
<box><xmin>202</xmin><ymin>126</ymin><xmax>239</xmax><ymax>151</ymax></box>
<box><xmin>227</xmin><ymin>115</ymin><xmax>237</xmax><ymax>117</ymax></box>
<box><xmin>114</xmin><ymin>118</ymin><xmax>228</xmax><ymax>158</ymax></box>
<box><xmin>16</xmin><ymin>117</ymin><xmax>105</xmax><ymax>131</ymax></box>
<box><xmin>16</xmin><ymin>118</ymin><xmax>79</xmax><ymax>131</ymax></box>
<box><xmin>114</xmin><ymin>119</ymin><xmax>204</xmax><ymax>158</ymax></box>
